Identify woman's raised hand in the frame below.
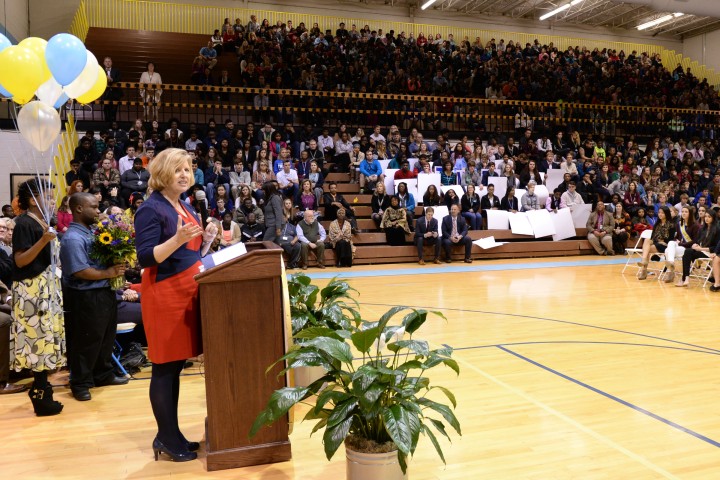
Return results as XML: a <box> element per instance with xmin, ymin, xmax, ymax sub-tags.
<box><xmin>175</xmin><ymin>216</ymin><xmax>203</xmax><ymax>244</ymax></box>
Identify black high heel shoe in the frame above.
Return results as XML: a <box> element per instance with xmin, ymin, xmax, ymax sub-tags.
<box><xmin>28</xmin><ymin>384</ymin><xmax>63</xmax><ymax>417</ymax></box>
<box><xmin>186</xmin><ymin>441</ymin><xmax>200</xmax><ymax>452</ymax></box>
<box><xmin>152</xmin><ymin>437</ymin><xmax>197</xmax><ymax>462</ymax></box>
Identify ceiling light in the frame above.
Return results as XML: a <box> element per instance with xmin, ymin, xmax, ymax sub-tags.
<box><xmin>637</xmin><ymin>12</ymin><xmax>684</xmax><ymax>30</ymax></box>
<box><xmin>421</xmin><ymin>0</ymin><xmax>438</xmax><ymax>10</ymax></box>
<box><xmin>539</xmin><ymin>0</ymin><xmax>583</xmax><ymax>21</ymax></box>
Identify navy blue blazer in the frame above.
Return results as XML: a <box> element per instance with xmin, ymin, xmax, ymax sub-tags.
<box><xmin>414</xmin><ymin>216</ymin><xmax>438</xmax><ymax>239</ymax></box>
<box><xmin>441</xmin><ymin>215</ymin><xmax>468</xmax><ymax>240</ymax></box>
<box><xmin>135</xmin><ymin>191</ymin><xmax>202</xmax><ymax>282</ymax></box>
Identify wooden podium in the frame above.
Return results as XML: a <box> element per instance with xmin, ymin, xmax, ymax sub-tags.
<box><xmin>195</xmin><ymin>241</ymin><xmax>292</xmax><ymax>471</ymax></box>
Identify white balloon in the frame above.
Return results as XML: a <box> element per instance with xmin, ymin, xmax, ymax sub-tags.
<box><xmin>63</xmin><ymin>50</ymin><xmax>99</xmax><ymax>99</ymax></box>
<box><xmin>18</xmin><ymin>100</ymin><xmax>61</xmax><ymax>152</ymax></box>
<box><xmin>35</xmin><ymin>77</ymin><xmax>64</xmax><ymax>106</ymax></box>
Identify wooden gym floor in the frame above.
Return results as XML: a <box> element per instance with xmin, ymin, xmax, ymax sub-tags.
<box><xmin>3</xmin><ymin>256</ymin><xmax>720</xmax><ymax>479</ymax></box>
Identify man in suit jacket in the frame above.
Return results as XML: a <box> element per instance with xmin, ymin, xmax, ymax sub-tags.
<box><xmin>102</xmin><ymin>56</ymin><xmax>122</xmax><ymax>122</ymax></box>
<box><xmin>441</xmin><ymin>204</ymin><xmax>473</xmax><ymax>263</ymax></box>
<box><xmin>414</xmin><ymin>208</ymin><xmax>441</xmax><ymax>265</ymax></box>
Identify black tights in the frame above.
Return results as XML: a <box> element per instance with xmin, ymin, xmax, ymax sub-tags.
<box><xmin>149</xmin><ymin>360</ymin><xmax>189</xmax><ymax>450</ymax></box>
<box><xmin>33</xmin><ymin>371</ymin><xmax>49</xmax><ymax>388</ymax></box>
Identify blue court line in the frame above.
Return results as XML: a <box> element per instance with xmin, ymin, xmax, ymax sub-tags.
<box><xmin>362</xmin><ymin>302</ymin><xmax>720</xmax><ymax>354</ymax></box>
<box><xmin>497</xmin><ymin>345</ymin><xmax>720</xmax><ymax>449</ymax></box>
<box><xmin>297</xmin><ymin>257</ymin><xmax>628</xmax><ymax>279</ymax></box>
<box><xmin>449</xmin><ymin>340</ymin><xmax>720</xmax><ymax>357</ymax></box>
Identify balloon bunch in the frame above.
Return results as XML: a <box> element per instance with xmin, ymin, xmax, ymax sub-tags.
<box><xmin>0</xmin><ymin>32</ymin><xmax>107</xmax><ymax>152</ymax></box>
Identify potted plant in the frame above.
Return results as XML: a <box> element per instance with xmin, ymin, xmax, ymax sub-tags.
<box><xmin>250</xmin><ymin>297</ymin><xmax>461</xmax><ymax>479</ymax></box>
<box><xmin>287</xmin><ymin>273</ymin><xmax>360</xmax><ymax>386</ymax></box>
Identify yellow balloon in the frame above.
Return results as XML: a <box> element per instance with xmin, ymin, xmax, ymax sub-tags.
<box><xmin>0</xmin><ymin>46</ymin><xmax>43</xmax><ymax>101</ymax></box>
<box><xmin>18</xmin><ymin>37</ymin><xmax>51</xmax><ymax>83</ymax></box>
<box><xmin>12</xmin><ymin>91</ymin><xmax>36</xmax><ymax>105</ymax></box>
<box><xmin>76</xmin><ymin>65</ymin><xmax>107</xmax><ymax>104</ymax></box>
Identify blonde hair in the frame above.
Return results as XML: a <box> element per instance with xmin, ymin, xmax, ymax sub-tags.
<box><xmin>148</xmin><ymin>148</ymin><xmax>195</xmax><ymax>192</ymax></box>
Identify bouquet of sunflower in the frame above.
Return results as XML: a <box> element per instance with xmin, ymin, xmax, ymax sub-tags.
<box><xmin>90</xmin><ymin>213</ymin><xmax>136</xmax><ymax>289</ymax></box>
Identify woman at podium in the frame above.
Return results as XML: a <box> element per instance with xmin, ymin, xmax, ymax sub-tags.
<box><xmin>135</xmin><ymin>149</ymin><xmax>217</xmax><ymax>462</ymax></box>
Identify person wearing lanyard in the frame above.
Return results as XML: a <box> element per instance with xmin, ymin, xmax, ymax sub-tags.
<box><xmin>586</xmin><ymin>201</ymin><xmax>614</xmax><ymax>256</ymax></box>
<box><xmin>277</xmin><ymin>221</ymin><xmax>301</xmax><ymax>269</ymax></box>
<box><xmin>120</xmin><ymin>158</ymin><xmax>150</xmax><ymax>205</ymax></box>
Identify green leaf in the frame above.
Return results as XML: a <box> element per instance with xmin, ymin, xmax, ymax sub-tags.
<box><xmin>382</xmin><ymin>405</ymin><xmax>413</xmax><ymax>455</ymax></box>
<box><xmin>326</xmin><ymin>397</ymin><xmax>358</xmax><ymax>428</ymax></box>
<box><xmin>351</xmin><ymin>364</ymin><xmax>379</xmax><ymax>393</ymax></box>
<box><xmin>388</xmin><ymin>339</ymin><xmax>430</xmax><ymax>357</ymax></box>
<box><xmin>408</xmin><ymin>409</ymin><xmax>421</xmax><ymax>454</ymax></box>
<box><xmin>351</xmin><ymin>326</ymin><xmax>380</xmax><ymax>354</ymax></box>
<box><xmin>359</xmin><ymin>383</ymin><xmax>385</xmax><ymax>411</ymax></box>
<box><xmin>294</xmin><ymin>326</ymin><xmax>344</xmax><ymax>341</ymax></box>
<box><xmin>323</xmin><ymin>416</ymin><xmax>353</xmax><ymax>460</ymax></box>
<box><xmin>417</xmin><ymin>398</ymin><xmax>462</xmax><ymax>435</ymax></box>
<box><xmin>310</xmin><ymin>417</ymin><xmax>329</xmax><ymax>436</ymax></box>
<box><xmin>249</xmin><ymin>387</ymin><xmax>310</xmax><ymax>437</ymax></box>
<box><xmin>428</xmin><ymin>418</ymin><xmax>451</xmax><ymax>441</ymax></box>
<box><xmin>377</xmin><ymin>306</ymin><xmax>409</xmax><ymax>333</ymax></box>
<box><xmin>307</xmin><ymin>337</ymin><xmax>354</xmax><ymax>363</ymax></box>
<box><xmin>397</xmin><ymin>360</ymin><xmax>424</xmax><ymax>372</ymax></box>
<box><xmin>431</xmin><ymin>386</ymin><xmax>457</xmax><ymax>408</ymax></box>
<box><xmin>398</xmin><ymin>450</ymin><xmax>408</xmax><ymax>474</ymax></box>
<box><xmin>306</xmin><ymin>374</ymin><xmax>334</xmax><ymax>395</ymax></box>
<box><xmin>401</xmin><ymin>309</ymin><xmax>428</xmax><ymax>335</ymax></box>
<box><xmin>303</xmin><ymin>408</ymin><xmax>331</xmax><ymax>421</ymax></box>
<box><xmin>421</xmin><ymin>424</ymin><xmax>446</xmax><ymax>465</ymax></box>
<box><xmin>442</xmin><ymin>358</ymin><xmax>460</xmax><ymax>375</ymax></box>
<box><xmin>314</xmin><ymin>389</ymin><xmax>350</xmax><ymax>414</ymax></box>
<box><xmin>281</xmin><ymin>351</ymin><xmax>333</xmax><ymax>372</ymax></box>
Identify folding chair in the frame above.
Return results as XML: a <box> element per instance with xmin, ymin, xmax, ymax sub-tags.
<box><xmin>113</xmin><ymin>323</ymin><xmax>137</xmax><ymax>379</ymax></box>
<box><xmin>622</xmin><ymin>229</ymin><xmax>652</xmax><ymax>274</ymax></box>
<box><xmin>688</xmin><ymin>255</ymin><xmax>713</xmax><ymax>287</ymax></box>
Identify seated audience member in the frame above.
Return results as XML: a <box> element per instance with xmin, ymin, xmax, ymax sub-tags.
<box><xmin>381</xmin><ymin>196</ymin><xmax>410</xmax><ymax>246</ymax></box>
<box><xmin>560</xmin><ymin>181</ymin><xmax>583</xmax><ymax>208</ymax></box>
<box><xmin>415</xmin><ymin>207</ymin><xmax>441</xmax><ymax>265</ymax></box>
<box><xmin>240</xmin><ymin>212</ymin><xmax>264</xmax><ymax>243</ymax></box>
<box><xmin>441</xmin><ymin>204</ymin><xmax>473</xmax><ymax>263</ymax></box>
<box><xmin>359</xmin><ymin>153</ymin><xmax>385</xmax><ymax>193</ymax></box>
<box><xmin>662</xmin><ymin>206</ymin><xmax>698</xmax><ymax>283</ymax></box>
<box><xmin>56</xmin><ymin>196</ymin><xmax>72</xmax><ymax>236</ymax></box>
<box><xmin>120</xmin><ymin>158</ymin><xmax>150</xmax><ymax>205</ymax></box>
<box><xmin>500</xmin><ymin>187</ymin><xmax>519</xmax><ymax>212</ymax></box>
<box><xmin>0</xmin><ymin>280</ymin><xmax>27</xmax><ymax>394</ymax></box>
<box><xmin>577</xmin><ymin>172</ymin><xmax>596</xmax><ymax>205</ymax></box>
<box><xmin>676</xmin><ymin>209</ymin><xmax>719</xmax><ymax>287</ymax></box>
<box><xmin>348</xmin><ymin>143</ymin><xmax>365</xmax><ymax>184</ymax></box>
<box><xmin>623</xmin><ymin>181</ymin><xmax>643</xmax><ymax>214</ymax></box>
<box><xmin>440</xmin><ymin>161</ymin><xmax>457</xmax><ymax>186</ymax></box>
<box><xmin>394</xmin><ymin>160</ymin><xmax>417</xmax><ymax>181</ymax></box>
<box><xmin>546</xmin><ymin>188</ymin><xmax>565</xmax><ymax>212</ymax></box>
<box><xmin>708</xmin><ymin>238</ymin><xmax>720</xmax><ymax>292</ymax></box>
<box><xmin>305</xmin><ymin>161</ymin><xmax>325</xmax><ymax>205</ymax></box>
<box><xmin>229</xmin><ymin>160</ymin><xmax>251</xmax><ymax>200</ymax></box>
<box><xmin>295</xmin><ymin>179</ymin><xmax>321</xmax><ymax>219</ymax></box>
<box><xmin>218</xmin><ymin>212</ymin><xmax>241</xmax><ymax>248</ymax></box>
<box><xmin>234</xmin><ymin>197</ymin><xmax>264</xmax><ymax>227</ymax></box>
<box><xmin>200</xmin><ymin>41</ymin><xmax>218</xmax><ymax>69</ymax></box>
<box><xmin>521</xmin><ymin>181</ymin><xmax>541</xmax><ymax>211</ymax></box>
<box><xmin>328</xmin><ymin>208</ymin><xmax>354</xmax><ymax>267</ymax></box>
<box><xmin>461</xmin><ymin>161</ymin><xmax>482</xmax><ymax>188</ymax></box>
<box><xmin>637</xmin><ymin>206</ymin><xmax>676</xmax><ymax>280</ymax></box>
<box><xmin>443</xmin><ymin>188</ymin><xmax>460</xmax><ymax>210</ymax></box>
<box><xmin>611</xmin><ymin>203</ymin><xmax>632</xmax><ymax>254</ymax></box>
<box><xmin>323</xmin><ymin>182</ymin><xmax>357</xmax><ymax>232</ymax></box>
<box><xmin>586</xmin><ymin>201</ymin><xmax>614</xmax><ymax>256</ymax></box>
<box><xmin>461</xmin><ymin>184</ymin><xmax>482</xmax><ymax>230</ymax></box>
<box><xmin>297</xmin><ymin>210</ymin><xmax>326</xmax><ymax>269</ymax></box>
<box><xmin>66</xmin><ymin>159</ymin><xmax>92</xmax><ymax>189</ymax></box>
<box><xmin>252</xmin><ymin>160</ymin><xmax>275</xmax><ymax>204</ymax></box>
<box><xmin>277</xmin><ymin>221</ymin><xmax>301</xmax><ymax>269</ymax></box>
<box><xmin>481</xmin><ymin>183</ymin><xmax>501</xmax><ymax>223</ymax></box>
<box><xmin>396</xmin><ymin>182</ymin><xmax>416</xmax><ymax>230</ymax></box>
<box><xmin>371</xmin><ymin>182</ymin><xmax>391</xmax><ymax>228</ymax></box>
<box><xmin>423</xmin><ymin>184</ymin><xmax>442</xmax><ymax>207</ymax></box>
<box><xmin>276</xmin><ymin>159</ymin><xmax>299</xmax><ymax>199</ymax></box>
<box><xmin>481</xmin><ymin>162</ymin><xmax>498</xmax><ymax>186</ymax></box>
<box><xmin>205</xmin><ymin>158</ymin><xmax>230</xmax><ymax>206</ymax></box>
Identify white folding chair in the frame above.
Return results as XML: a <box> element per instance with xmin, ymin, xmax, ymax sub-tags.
<box><xmin>622</xmin><ymin>229</ymin><xmax>652</xmax><ymax>274</ymax></box>
<box><xmin>689</xmin><ymin>256</ymin><xmax>713</xmax><ymax>287</ymax></box>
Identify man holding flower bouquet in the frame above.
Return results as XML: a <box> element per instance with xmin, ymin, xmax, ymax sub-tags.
<box><xmin>60</xmin><ymin>193</ymin><xmax>129</xmax><ymax>402</ymax></box>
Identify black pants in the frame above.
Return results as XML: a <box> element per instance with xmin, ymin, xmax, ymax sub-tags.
<box><xmin>442</xmin><ymin>236</ymin><xmax>473</xmax><ymax>260</ymax></box>
<box><xmin>415</xmin><ymin>236</ymin><xmax>440</xmax><ymax>260</ymax></box>
<box><xmin>64</xmin><ymin>287</ymin><xmax>117</xmax><ymax>390</ymax></box>
<box><xmin>681</xmin><ymin>249</ymin><xmax>707</xmax><ymax>280</ymax></box>
<box><xmin>333</xmin><ymin>240</ymin><xmax>353</xmax><ymax>267</ymax></box>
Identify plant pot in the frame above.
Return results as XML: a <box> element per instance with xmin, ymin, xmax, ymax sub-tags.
<box><xmin>346</xmin><ymin>446</ymin><xmax>407</xmax><ymax>480</ymax></box>
<box><xmin>293</xmin><ymin>365</ymin><xmax>326</xmax><ymax>387</ymax></box>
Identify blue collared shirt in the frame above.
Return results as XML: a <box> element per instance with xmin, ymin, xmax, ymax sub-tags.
<box><xmin>60</xmin><ymin>222</ymin><xmax>109</xmax><ymax>290</ymax></box>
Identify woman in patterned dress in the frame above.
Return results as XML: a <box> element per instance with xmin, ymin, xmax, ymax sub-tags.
<box><xmin>11</xmin><ymin>179</ymin><xmax>65</xmax><ymax>416</ymax></box>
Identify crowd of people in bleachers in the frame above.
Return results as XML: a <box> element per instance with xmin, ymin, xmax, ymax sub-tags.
<box><xmin>181</xmin><ymin>14</ymin><xmax>719</xmax><ymax>135</ymax></box>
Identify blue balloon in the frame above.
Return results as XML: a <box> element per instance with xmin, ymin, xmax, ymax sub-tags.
<box><xmin>0</xmin><ymin>83</ymin><xmax>11</xmax><ymax>98</ymax></box>
<box><xmin>53</xmin><ymin>93</ymin><xmax>69</xmax><ymax>109</ymax></box>
<box><xmin>0</xmin><ymin>33</ymin><xmax>11</xmax><ymax>52</ymax></box>
<box><xmin>45</xmin><ymin>33</ymin><xmax>87</xmax><ymax>86</ymax></box>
